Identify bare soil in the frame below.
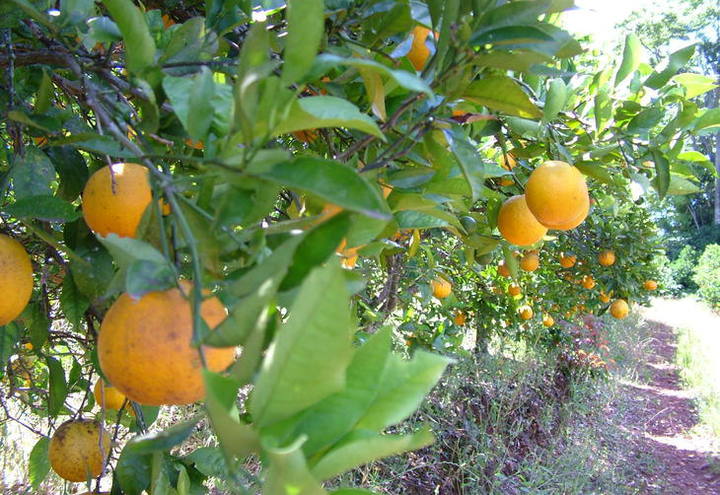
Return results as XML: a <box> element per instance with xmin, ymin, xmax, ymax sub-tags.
<box><xmin>625</xmin><ymin>303</ymin><xmax>720</xmax><ymax>494</ymax></box>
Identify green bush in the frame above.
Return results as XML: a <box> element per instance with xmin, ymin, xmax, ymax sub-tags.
<box><xmin>693</xmin><ymin>244</ymin><xmax>720</xmax><ymax>308</ymax></box>
<box><xmin>669</xmin><ymin>245</ymin><xmax>699</xmax><ymax>292</ymax></box>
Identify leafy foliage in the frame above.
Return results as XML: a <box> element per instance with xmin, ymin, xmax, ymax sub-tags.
<box><xmin>693</xmin><ymin>244</ymin><xmax>720</xmax><ymax>308</ymax></box>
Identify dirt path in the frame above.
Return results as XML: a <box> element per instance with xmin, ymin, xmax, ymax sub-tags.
<box><xmin>626</xmin><ymin>298</ymin><xmax>720</xmax><ymax>493</ymax></box>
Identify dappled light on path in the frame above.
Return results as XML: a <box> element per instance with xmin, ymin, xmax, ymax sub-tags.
<box><xmin>623</xmin><ymin>299</ymin><xmax>720</xmax><ymax>493</ymax></box>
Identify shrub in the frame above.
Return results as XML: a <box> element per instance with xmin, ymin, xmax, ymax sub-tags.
<box><xmin>668</xmin><ymin>245</ymin><xmax>699</xmax><ymax>292</ymax></box>
<box><xmin>693</xmin><ymin>244</ymin><xmax>720</xmax><ymax>308</ymax></box>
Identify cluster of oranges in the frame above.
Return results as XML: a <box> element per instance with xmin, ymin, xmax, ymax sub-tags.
<box><xmin>0</xmin><ymin>162</ymin><xmax>237</xmax><ymax>483</ymax></box>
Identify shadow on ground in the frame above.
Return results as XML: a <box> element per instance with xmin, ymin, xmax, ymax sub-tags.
<box><xmin>622</xmin><ymin>318</ymin><xmax>720</xmax><ymax>494</ymax></box>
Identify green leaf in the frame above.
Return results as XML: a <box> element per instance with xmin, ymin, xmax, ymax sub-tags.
<box><xmin>594</xmin><ymin>89</ymin><xmax>611</xmax><ymax>134</ymax></box>
<box><xmin>313</xmin><ymin>54</ymin><xmax>432</xmax><ymax>95</ymax></box>
<box><xmin>203</xmin><ymin>371</ymin><xmax>260</xmax><ymax>459</ymax></box>
<box><xmin>5</xmin><ymin>195</ymin><xmax>81</xmax><ymax>222</ymax></box>
<box><xmin>448</xmin><ymin>129</ymin><xmax>484</xmax><ymax>202</ymax></box>
<box><xmin>98</xmin><ymin>234</ymin><xmax>174</xmax><ymax>296</ymax></box>
<box><xmin>355</xmin><ymin>349</ymin><xmax>451</xmax><ymax>431</ymax></box>
<box><xmin>28</xmin><ymin>437</ymin><xmax>50</xmax><ymax>490</ymax></box>
<box><xmin>274</xmin><ymin>96</ymin><xmax>383</xmax><ymax>139</ymax></box>
<box><xmin>125</xmin><ymin>260</ymin><xmax>176</xmax><ymax>299</ymax></box>
<box><xmin>614</xmin><ymin>34</ymin><xmax>642</xmax><ymax>86</ymax></box>
<box><xmin>470</xmin><ymin>26</ymin><xmax>555</xmax><ymax>46</ymax></box>
<box><xmin>60</xmin><ymin>275</ymin><xmax>89</xmax><ymax>330</ymax></box>
<box><xmin>395</xmin><ymin>210</ymin><xmax>450</xmax><ymax>229</ymax></box>
<box><xmin>126</xmin><ymin>417</ymin><xmax>200</xmax><ymax>455</ymax></box>
<box><xmin>71</xmin><ymin>247</ymin><xmax>115</xmax><ymax>301</ymax></box>
<box><xmin>116</xmin><ymin>449</ymin><xmax>151</xmax><ymax>494</ymax></box>
<box><xmin>626</xmin><ymin>107</ymin><xmax>663</xmax><ymax>135</ymax></box>
<box><xmin>677</xmin><ymin>150</ymin><xmax>712</xmax><ymax>162</ymax></box>
<box><xmin>207</xmin><ymin>235</ymin><xmax>302</xmax><ymax>347</ymax></box>
<box><xmin>35</xmin><ymin>71</ymin><xmax>52</xmax><ymax>114</ymax></box>
<box><xmin>163</xmin><ymin>74</ymin><xmax>234</xmax><ymax>140</ymax></box>
<box><xmin>671</xmin><ymin>73</ymin><xmax>718</xmax><ymax>100</ymax></box>
<box><xmin>667</xmin><ymin>176</ymin><xmax>701</xmax><ymax>195</ymax></box>
<box><xmin>282</xmin><ymin>0</ymin><xmax>324</xmax><ymax>84</ymax></box>
<box><xmin>651</xmin><ymin>149</ymin><xmax>670</xmax><ymax>200</ymax></box>
<box><xmin>645</xmin><ymin>44</ymin><xmax>695</xmax><ymax>89</ymax></box>
<box><xmin>311</xmin><ymin>427</ymin><xmax>434</xmax><ymax>481</ymax></box>
<box><xmin>102</xmin><ymin>0</ymin><xmax>156</xmax><ymax>76</ymax></box>
<box><xmin>0</xmin><ymin>323</ymin><xmax>21</xmax><ymax>379</ymax></box>
<box><xmin>44</xmin><ymin>146</ymin><xmax>89</xmax><ymax>201</ymax></box>
<box><xmin>281</xmin><ymin>213</ymin><xmax>350</xmax><ymax>291</ymax></box>
<box><xmin>251</xmin><ymin>262</ymin><xmax>354</xmax><ymax>428</ymax></box>
<box><xmin>187</xmin><ymin>68</ymin><xmax>216</xmax><ymax>140</ymax></box>
<box><xmin>543</xmin><ymin>78</ymin><xmax>567</xmax><ymax>121</ymax></box>
<box><xmin>11</xmin><ymin>148</ymin><xmax>56</xmax><ymax>199</ymax></box>
<box><xmin>694</xmin><ymin>108</ymin><xmax>720</xmax><ymax>132</ymax></box>
<box><xmin>263</xmin><ymin>436</ymin><xmax>327</xmax><ymax>495</ymax></box>
<box><xmin>256</xmin><ymin>157</ymin><xmax>389</xmax><ymax>220</ymax></box>
<box><xmin>464</xmin><ymin>76</ymin><xmax>542</xmax><ymax>118</ymax></box>
<box><xmin>21</xmin><ymin>303</ymin><xmax>49</xmax><ymax>350</ymax></box>
<box><xmin>46</xmin><ymin>356</ymin><xmax>68</xmax><ymax>417</ymax></box>
<box><xmin>574</xmin><ymin>162</ymin><xmax>614</xmax><ymax>185</ymax></box>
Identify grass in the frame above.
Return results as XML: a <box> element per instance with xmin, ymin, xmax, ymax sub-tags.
<box><xmin>675</xmin><ymin>308</ymin><xmax>720</xmax><ymax>439</ymax></box>
<box><xmin>331</xmin><ymin>313</ymin><xmax>661</xmax><ymax>494</ymax></box>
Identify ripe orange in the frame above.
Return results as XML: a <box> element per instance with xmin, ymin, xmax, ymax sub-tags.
<box><xmin>407</xmin><ymin>26</ymin><xmax>431</xmax><ymax>71</ymax></box>
<box><xmin>498</xmin><ymin>177</ymin><xmax>514</xmax><ymax>187</ymax></box>
<box><xmin>49</xmin><ymin>420</ymin><xmax>110</xmax><ymax>482</ymax></box>
<box><xmin>599</xmin><ymin>291</ymin><xmax>611</xmax><ymax>303</ymax></box>
<box><xmin>0</xmin><ymin>234</ymin><xmax>34</xmax><ymax>326</ymax></box>
<box><xmin>610</xmin><ymin>299</ymin><xmax>629</xmax><ymax>319</ymax></box>
<box><xmin>431</xmin><ymin>277</ymin><xmax>452</xmax><ymax>299</ymax></box>
<box><xmin>518</xmin><ymin>305</ymin><xmax>534</xmax><ymax>320</ymax></box>
<box><xmin>581</xmin><ymin>275</ymin><xmax>596</xmax><ymax>290</ymax></box>
<box><xmin>185</xmin><ymin>138</ymin><xmax>204</xmax><ymax>149</ymax></box>
<box><xmin>93</xmin><ymin>379</ymin><xmax>131</xmax><ymax>414</ymax></box>
<box><xmin>454</xmin><ymin>311</ymin><xmax>466</xmax><ymax>326</ymax></box>
<box><xmin>643</xmin><ymin>280</ymin><xmax>658</xmax><ymax>291</ymax></box>
<box><xmin>525</xmin><ymin>161</ymin><xmax>589</xmax><ymax>230</ymax></box>
<box><xmin>542</xmin><ymin>314</ymin><xmax>554</xmax><ymax>327</ymax></box>
<box><xmin>292</xmin><ymin>129</ymin><xmax>319</xmax><ymax>143</ymax></box>
<box><xmin>559</xmin><ymin>253</ymin><xmax>576</xmax><ymax>268</ymax></box>
<box><xmin>98</xmin><ymin>282</ymin><xmax>236</xmax><ymax>406</ymax></box>
<box><xmin>598</xmin><ymin>250</ymin><xmax>616</xmax><ymax>266</ymax></box>
<box><xmin>337</xmin><ymin>240</ymin><xmax>359</xmax><ymax>269</ymax></box>
<box><xmin>508</xmin><ymin>283</ymin><xmax>522</xmax><ymax>297</ymax></box>
<box><xmin>498</xmin><ymin>262</ymin><xmax>511</xmax><ymax>278</ymax></box>
<box><xmin>498</xmin><ymin>195</ymin><xmax>548</xmax><ymax>246</ymax></box>
<box><xmin>520</xmin><ymin>252</ymin><xmax>539</xmax><ymax>272</ymax></box>
<box><xmin>82</xmin><ymin>163</ymin><xmax>152</xmax><ymax>238</ymax></box>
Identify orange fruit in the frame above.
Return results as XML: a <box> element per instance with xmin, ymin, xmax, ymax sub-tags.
<box><xmin>185</xmin><ymin>138</ymin><xmax>204</xmax><ymax>150</ymax></box>
<box><xmin>643</xmin><ymin>280</ymin><xmax>657</xmax><ymax>291</ymax></box>
<box><xmin>292</xmin><ymin>129</ymin><xmax>319</xmax><ymax>143</ymax></box>
<box><xmin>98</xmin><ymin>282</ymin><xmax>236</xmax><ymax>406</ymax></box>
<box><xmin>49</xmin><ymin>420</ymin><xmax>110</xmax><ymax>482</ymax></box>
<box><xmin>598</xmin><ymin>250</ymin><xmax>616</xmax><ymax>266</ymax></box>
<box><xmin>93</xmin><ymin>379</ymin><xmax>131</xmax><ymax>414</ymax></box>
<box><xmin>559</xmin><ymin>253</ymin><xmax>576</xmax><ymax>268</ymax></box>
<box><xmin>599</xmin><ymin>291</ymin><xmax>611</xmax><ymax>303</ymax></box>
<box><xmin>0</xmin><ymin>234</ymin><xmax>34</xmax><ymax>326</ymax></box>
<box><xmin>454</xmin><ymin>311</ymin><xmax>466</xmax><ymax>326</ymax></box>
<box><xmin>23</xmin><ymin>342</ymin><xmax>33</xmax><ymax>351</ymax></box>
<box><xmin>609</xmin><ymin>299</ymin><xmax>629</xmax><ymax>319</ymax></box>
<box><xmin>498</xmin><ymin>262</ymin><xmax>511</xmax><ymax>278</ymax></box>
<box><xmin>542</xmin><ymin>314</ymin><xmax>554</xmax><ymax>327</ymax></box>
<box><xmin>525</xmin><ymin>161</ymin><xmax>589</xmax><ymax>230</ymax></box>
<box><xmin>497</xmin><ymin>195</ymin><xmax>548</xmax><ymax>246</ymax></box>
<box><xmin>518</xmin><ymin>305</ymin><xmax>533</xmax><ymax>320</ymax></box>
<box><xmin>498</xmin><ymin>177</ymin><xmax>514</xmax><ymax>187</ymax></box>
<box><xmin>520</xmin><ymin>252</ymin><xmax>539</xmax><ymax>272</ymax></box>
<box><xmin>162</xmin><ymin>14</ymin><xmax>175</xmax><ymax>28</ymax></box>
<box><xmin>508</xmin><ymin>283</ymin><xmax>522</xmax><ymax>297</ymax></box>
<box><xmin>581</xmin><ymin>275</ymin><xmax>596</xmax><ymax>290</ymax></box>
<box><xmin>407</xmin><ymin>26</ymin><xmax>431</xmax><ymax>71</ymax></box>
<box><xmin>82</xmin><ymin>163</ymin><xmax>152</xmax><ymax>238</ymax></box>
<box><xmin>33</xmin><ymin>136</ymin><xmax>48</xmax><ymax>147</ymax></box>
<box><xmin>431</xmin><ymin>277</ymin><xmax>452</xmax><ymax>299</ymax></box>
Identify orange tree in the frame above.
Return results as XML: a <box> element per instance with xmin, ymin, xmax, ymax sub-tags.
<box><xmin>0</xmin><ymin>0</ymin><xmax>716</xmax><ymax>493</ymax></box>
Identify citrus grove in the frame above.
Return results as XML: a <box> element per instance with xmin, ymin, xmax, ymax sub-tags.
<box><xmin>0</xmin><ymin>0</ymin><xmax>716</xmax><ymax>493</ymax></box>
